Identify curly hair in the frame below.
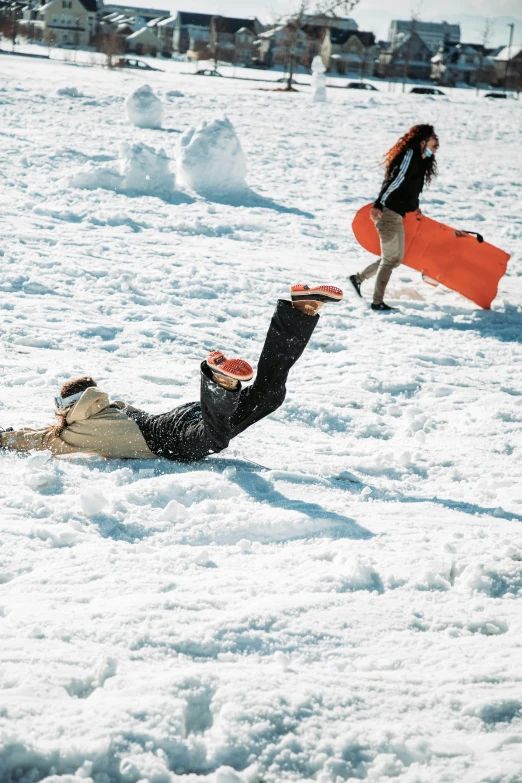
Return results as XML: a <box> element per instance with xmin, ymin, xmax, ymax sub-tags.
<box><xmin>383</xmin><ymin>124</ymin><xmax>438</xmax><ymax>185</ymax></box>
<box><xmin>51</xmin><ymin>376</ymin><xmax>97</xmax><ymax>437</ymax></box>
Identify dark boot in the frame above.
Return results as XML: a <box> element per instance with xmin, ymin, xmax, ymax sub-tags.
<box><xmin>349</xmin><ymin>274</ymin><xmax>362</xmax><ymax>298</ymax></box>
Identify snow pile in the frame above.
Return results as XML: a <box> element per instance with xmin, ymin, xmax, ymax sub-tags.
<box><xmin>177</xmin><ymin>116</ymin><xmax>247</xmax><ymax>194</ymax></box>
<box><xmin>80</xmin><ymin>488</ymin><xmax>108</xmax><ymax>516</ymax></box>
<box><xmin>125</xmin><ymin>84</ymin><xmax>163</xmax><ymax>129</ymax></box>
<box><xmin>69</xmin><ymin>141</ymin><xmax>175</xmax><ymax>194</ymax></box>
<box><xmin>119</xmin><ymin>141</ymin><xmax>174</xmax><ymax>191</ymax></box>
<box><xmin>311</xmin><ymin>55</ymin><xmax>327</xmax><ymax>103</ymax></box>
<box><xmin>56</xmin><ymin>86</ymin><xmax>83</xmax><ymax>98</ymax></box>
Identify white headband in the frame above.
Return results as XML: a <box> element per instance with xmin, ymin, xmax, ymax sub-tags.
<box><xmin>54</xmin><ymin>387</ymin><xmax>95</xmax><ymax>411</ymax></box>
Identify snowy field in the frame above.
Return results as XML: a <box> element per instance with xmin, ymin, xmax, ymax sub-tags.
<box><xmin>1</xmin><ymin>53</ymin><xmax>522</xmax><ymax>783</ymax></box>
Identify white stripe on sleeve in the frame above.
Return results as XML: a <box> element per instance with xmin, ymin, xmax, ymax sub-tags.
<box><xmin>381</xmin><ymin>149</ymin><xmax>413</xmax><ymax>206</ymax></box>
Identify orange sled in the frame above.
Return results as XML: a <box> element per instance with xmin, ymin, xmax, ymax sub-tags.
<box><xmin>352</xmin><ymin>203</ymin><xmax>510</xmax><ymax>309</ymax></box>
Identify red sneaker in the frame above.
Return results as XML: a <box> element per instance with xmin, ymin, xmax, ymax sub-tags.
<box><xmin>206</xmin><ymin>351</ymin><xmax>253</xmax><ymax>381</ymax></box>
<box><xmin>291</xmin><ymin>284</ymin><xmax>343</xmax><ymax>303</ymax></box>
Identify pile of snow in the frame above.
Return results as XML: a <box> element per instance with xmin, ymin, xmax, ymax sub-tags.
<box><xmin>311</xmin><ymin>55</ymin><xmax>327</xmax><ymax>103</ymax></box>
<box><xmin>125</xmin><ymin>84</ymin><xmax>163</xmax><ymax>129</ymax></box>
<box><xmin>56</xmin><ymin>86</ymin><xmax>83</xmax><ymax>98</ymax></box>
<box><xmin>177</xmin><ymin>116</ymin><xmax>247</xmax><ymax>194</ymax></box>
<box><xmin>69</xmin><ymin>141</ymin><xmax>175</xmax><ymax>194</ymax></box>
<box><xmin>118</xmin><ymin>141</ymin><xmax>174</xmax><ymax>191</ymax></box>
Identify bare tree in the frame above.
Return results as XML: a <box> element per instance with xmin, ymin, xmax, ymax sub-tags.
<box><xmin>208</xmin><ymin>16</ymin><xmax>224</xmax><ymax>72</ymax></box>
<box><xmin>280</xmin><ymin>1</ymin><xmax>307</xmax><ymax>90</ymax></box>
<box><xmin>359</xmin><ymin>43</ymin><xmax>367</xmax><ymax>81</ymax></box>
<box><xmin>402</xmin><ymin>4</ymin><xmax>422</xmax><ymax>92</ymax></box>
<box><xmin>96</xmin><ymin>29</ymin><xmax>123</xmax><ymax>69</ymax></box>
<box><xmin>44</xmin><ymin>27</ymin><xmax>57</xmax><ymax>56</ymax></box>
<box><xmin>505</xmin><ymin>22</ymin><xmax>515</xmax><ymax>91</ymax></box>
<box><xmin>475</xmin><ymin>19</ymin><xmax>491</xmax><ymax>96</ymax></box>
<box><xmin>2</xmin><ymin>7</ymin><xmax>21</xmax><ymax>52</ymax></box>
<box><xmin>279</xmin><ymin>0</ymin><xmax>360</xmax><ymax>90</ymax></box>
<box><xmin>321</xmin><ymin>26</ymin><xmax>332</xmax><ymax>69</ymax></box>
<box><xmin>72</xmin><ymin>15</ymin><xmax>81</xmax><ymax>60</ymax></box>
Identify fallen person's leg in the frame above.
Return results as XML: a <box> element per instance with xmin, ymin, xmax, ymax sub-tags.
<box><xmin>128</xmin><ymin>284</ymin><xmax>343</xmax><ymax>462</ymax></box>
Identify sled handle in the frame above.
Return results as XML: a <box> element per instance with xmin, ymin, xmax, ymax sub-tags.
<box><xmin>455</xmin><ymin>230</ymin><xmax>484</xmax><ymax>243</ymax></box>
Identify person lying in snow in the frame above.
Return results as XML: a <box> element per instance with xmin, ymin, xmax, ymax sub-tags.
<box><xmin>0</xmin><ymin>284</ymin><xmax>343</xmax><ymax>462</ymax></box>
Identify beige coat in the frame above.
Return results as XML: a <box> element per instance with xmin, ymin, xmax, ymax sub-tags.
<box><xmin>0</xmin><ymin>388</ymin><xmax>156</xmax><ymax>459</ymax></box>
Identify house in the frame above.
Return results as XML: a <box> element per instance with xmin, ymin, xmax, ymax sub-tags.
<box><xmin>431</xmin><ymin>42</ymin><xmax>493</xmax><ymax>86</ymax></box>
<box><xmin>329</xmin><ymin>29</ymin><xmax>377</xmax><ymax>76</ymax></box>
<box><xmin>125</xmin><ymin>25</ymin><xmax>162</xmax><ymax>55</ymax></box>
<box><xmin>36</xmin><ymin>0</ymin><xmax>97</xmax><ymax>47</ymax></box>
<box><xmin>155</xmin><ymin>15</ymin><xmax>176</xmax><ymax>53</ymax></box>
<box><xmin>256</xmin><ymin>24</ymin><xmax>310</xmax><ymax>68</ymax></box>
<box><xmin>389</xmin><ymin>19</ymin><xmax>460</xmax><ymax>50</ymax></box>
<box><xmin>184</xmin><ymin>17</ymin><xmax>258</xmax><ymax>64</ymax></box>
<box><xmin>301</xmin><ymin>13</ymin><xmax>358</xmax><ymax>32</ymax></box>
<box><xmin>234</xmin><ymin>26</ymin><xmax>256</xmax><ymax>64</ymax></box>
<box><xmin>377</xmin><ymin>30</ymin><xmax>434</xmax><ymax>80</ymax></box>
<box><xmin>171</xmin><ymin>11</ymin><xmax>261</xmax><ymax>54</ymax></box>
<box><xmin>492</xmin><ymin>45</ymin><xmax>522</xmax><ymax>89</ymax></box>
<box><xmin>101</xmin><ymin>4</ymin><xmax>169</xmax><ymax>26</ymax></box>
<box><xmin>21</xmin><ymin>0</ymin><xmax>41</xmax><ymax>24</ymax></box>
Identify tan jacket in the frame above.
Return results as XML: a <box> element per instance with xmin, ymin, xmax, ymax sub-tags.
<box><xmin>0</xmin><ymin>388</ymin><xmax>155</xmax><ymax>459</ymax></box>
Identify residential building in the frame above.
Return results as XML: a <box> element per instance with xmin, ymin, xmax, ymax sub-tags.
<box><xmin>492</xmin><ymin>45</ymin><xmax>522</xmax><ymax>89</ymax></box>
<box><xmin>101</xmin><ymin>4</ymin><xmax>168</xmax><ymax>25</ymax></box>
<box><xmin>234</xmin><ymin>25</ymin><xmax>256</xmax><ymax>64</ymax></box>
<box><xmin>155</xmin><ymin>15</ymin><xmax>176</xmax><ymax>53</ymax></box>
<box><xmin>171</xmin><ymin>11</ymin><xmax>261</xmax><ymax>54</ymax></box>
<box><xmin>125</xmin><ymin>24</ymin><xmax>161</xmax><ymax>55</ymax></box>
<box><xmin>186</xmin><ymin>21</ymin><xmax>257</xmax><ymax>65</ymax></box>
<box><xmin>301</xmin><ymin>13</ymin><xmax>357</xmax><ymax>32</ymax></box>
<box><xmin>36</xmin><ymin>0</ymin><xmax>97</xmax><ymax>47</ymax></box>
<box><xmin>377</xmin><ymin>30</ymin><xmax>434</xmax><ymax>80</ymax></box>
<box><xmin>328</xmin><ymin>29</ymin><xmax>377</xmax><ymax>76</ymax></box>
<box><xmin>256</xmin><ymin>25</ymin><xmax>310</xmax><ymax>68</ymax></box>
<box><xmin>431</xmin><ymin>42</ymin><xmax>493</xmax><ymax>86</ymax></box>
<box><xmin>389</xmin><ymin>19</ymin><xmax>460</xmax><ymax>50</ymax></box>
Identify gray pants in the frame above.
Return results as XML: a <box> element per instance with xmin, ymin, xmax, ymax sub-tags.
<box><xmin>357</xmin><ymin>207</ymin><xmax>405</xmax><ymax>305</ymax></box>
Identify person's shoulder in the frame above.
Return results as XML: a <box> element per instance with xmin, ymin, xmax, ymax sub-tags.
<box><xmin>390</xmin><ymin>148</ymin><xmax>412</xmax><ymax>168</ymax></box>
<box><xmin>66</xmin><ymin>388</ymin><xmax>111</xmax><ymax>424</ymax></box>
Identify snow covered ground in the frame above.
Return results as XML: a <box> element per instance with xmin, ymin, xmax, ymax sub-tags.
<box><xmin>0</xmin><ymin>54</ymin><xmax>522</xmax><ymax>783</ymax></box>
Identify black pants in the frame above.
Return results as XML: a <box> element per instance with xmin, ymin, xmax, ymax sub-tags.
<box><xmin>128</xmin><ymin>300</ymin><xmax>318</xmax><ymax>462</ymax></box>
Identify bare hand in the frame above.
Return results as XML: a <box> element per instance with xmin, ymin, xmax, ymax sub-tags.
<box><xmin>370</xmin><ymin>207</ymin><xmax>382</xmax><ymax>224</ymax></box>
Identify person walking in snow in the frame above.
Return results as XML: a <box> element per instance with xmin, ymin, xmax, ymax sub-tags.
<box><xmin>0</xmin><ymin>284</ymin><xmax>343</xmax><ymax>461</ymax></box>
<box><xmin>350</xmin><ymin>124</ymin><xmax>439</xmax><ymax>311</ymax></box>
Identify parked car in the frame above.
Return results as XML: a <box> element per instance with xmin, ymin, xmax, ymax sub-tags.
<box><xmin>484</xmin><ymin>92</ymin><xmax>507</xmax><ymax>99</ymax></box>
<box><xmin>346</xmin><ymin>82</ymin><xmax>379</xmax><ymax>91</ymax></box>
<box><xmin>195</xmin><ymin>69</ymin><xmax>223</xmax><ymax>77</ymax></box>
<box><xmin>410</xmin><ymin>87</ymin><xmax>445</xmax><ymax>95</ymax></box>
<box><xmin>244</xmin><ymin>61</ymin><xmax>269</xmax><ymax>70</ymax></box>
<box><xmin>275</xmin><ymin>77</ymin><xmax>304</xmax><ymax>85</ymax></box>
<box><xmin>117</xmin><ymin>58</ymin><xmax>163</xmax><ymax>72</ymax></box>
